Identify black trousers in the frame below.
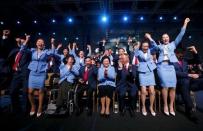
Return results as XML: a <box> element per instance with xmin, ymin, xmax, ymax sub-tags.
<box><xmin>76</xmin><ymin>84</ymin><xmax>94</xmax><ymax>111</ymax></box>
<box><xmin>56</xmin><ymin>81</ymin><xmax>74</xmax><ymax>108</ymax></box>
<box><xmin>190</xmin><ymin>78</ymin><xmax>203</xmax><ymax>91</ymax></box>
<box><xmin>9</xmin><ymin>71</ymin><xmax>29</xmax><ymax>113</ymax></box>
<box><xmin>177</xmin><ymin>78</ymin><xmax>193</xmax><ymax>113</ymax></box>
<box><xmin>119</xmin><ymin>89</ymin><xmax>137</xmax><ymax>111</ymax></box>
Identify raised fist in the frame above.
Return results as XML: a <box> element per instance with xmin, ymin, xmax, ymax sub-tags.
<box><xmin>184</xmin><ymin>18</ymin><xmax>190</xmax><ymax>24</ymax></box>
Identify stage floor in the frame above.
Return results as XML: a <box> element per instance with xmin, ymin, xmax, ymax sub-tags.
<box><xmin>0</xmin><ymin>109</ymin><xmax>203</xmax><ymax>131</ymax></box>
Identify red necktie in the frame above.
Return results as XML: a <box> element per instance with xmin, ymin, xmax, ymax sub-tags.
<box><xmin>12</xmin><ymin>51</ymin><xmax>22</xmax><ymax>71</ymax></box>
<box><xmin>124</xmin><ymin>65</ymin><xmax>128</xmax><ymax>72</ymax></box>
<box><xmin>134</xmin><ymin>57</ymin><xmax>139</xmax><ymax>65</ymax></box>
<box><xmin>178</xmin><ymin>61</ymin><xmax>183</xmax><ymax>67</ymax></box>
<box><xmin>83</xmin><ymin>67</ymin><xmax>89</xmax><ymax>82</ymax></box>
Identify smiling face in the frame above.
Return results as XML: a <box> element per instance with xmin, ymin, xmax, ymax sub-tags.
<box><xmin>36</xmin><ymin>39</ymin><xmax>45</xmax><ymax>50</ymax></box>
<box><xmin>85</xmin><ymin>57</ymin><xmax>92</xmax><ymax>67</ymax></box>
<box><xmin>141</xmin><ymin>42</ymin><xmax>149</xmax><ymax>52</ymax></box>
<box><xmin>103</xmin><ymin>58</ymin><xmax>110</xmax><ymax>68</ymax></box>
<box><xmin>63</xmin><ymin>49</ymin><xmax>68</xmax><ymax>56</ymax></box>
<box><xmin>67</xmin><ymin>56</ymin><xmax>75</xmax><ymax>65</ymax></box>
<box><xmin>162</xmin><ymin>34</ymin><xmax>170</xmax><ymax>44</ymax></box>
<box><xmin>79</xmin><ymin>51</ymin><xmax>84</xmax><ymax>58</ymax></box>
<box><xmin>118</xmin><ymin>48</ymin><xmax>125</xmax><ymax>55</ymax></box>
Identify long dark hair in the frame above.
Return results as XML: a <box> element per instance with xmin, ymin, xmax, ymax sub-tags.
<box><xmin>63</xmin><ymin>55</ymin><xmax>75</xmax><ymax>65</ymax></box>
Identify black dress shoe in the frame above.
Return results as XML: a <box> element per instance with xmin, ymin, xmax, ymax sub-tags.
<box><xmin>186</xmin><ymin>111</ymin><xmax>199</xmax><ymax>123</ymax></box>
<box><xmin>120</xmin><ymin>109</ymin><xmax>125</xmax><ymax>117</ymax></box>
<box><xmin>87</xmin><ymin>110</ymin><xmax>93</xmax><ymax>116</ymax></box>
<box><xmin>75</xmin><ymin>108</ymin><xmax>82</xmax><ymax>116</ymax></box>
<box><xmin>129</xmin><ymin>109</ymin><xmax>135</xmax><ymax>117</ymax></box>
<box><xmin>55</xmin><ymin>107</ymin><xmax>61</xmax><ymax>114</ymax></box>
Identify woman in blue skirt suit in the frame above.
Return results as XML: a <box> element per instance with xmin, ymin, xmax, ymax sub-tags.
<box><xmin>26</xmin><ymin>38</ymin><xmax>59</xmax><ymax>117</ymax></box>
<box><xmin>134</xmin><ymin>41</ymin><xmax>157</xmax><ymax>116</ymax></box>
<box><xmin>145</xmin><ymin>18</ymin><xmax>190</xmax><ymax>116</ymax></box>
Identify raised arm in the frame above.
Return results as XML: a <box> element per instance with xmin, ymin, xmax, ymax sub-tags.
<box><xmin>87</xmin><ymin>44</ymin><xmax>92</xmax><ymax>56</ymax></box>
<box><xmin>71</xmin><ymin>42</ymin><xmax>77</xmax><ymax>58</ymax></box>
<box><xmin>174</xmin><ymin>18</ymin><xmax>190</xmax><ymax>46</ymax></box>
<box><xmin>133</xmin><ymin>42</ymin><xmax>140</xmax><ymax>57</ymax></box>
<box><xmin>145</xmin><ymin>33</ymin><xmax>159</xmax><ymax>51</ymax></box>
<box><xmin>50</xmin><ymin>38</ymin><xmax>55</xmax><ymax>49</ymax></box>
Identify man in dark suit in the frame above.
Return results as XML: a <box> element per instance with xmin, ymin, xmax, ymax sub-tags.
<box><xmin>174</xmin><ymin>46</ymin><xmax>203</xmax><ymax>122</ymax></box>
<box><xmin>0</xmin><ymin>30</ymin><xmax>15</xmax><ymax>91</ymax></box>
<box><xmin>117</xmin><ymin>53</ymin><xmax>138</xmax><ymax>117</ymax></box>
<box><xmin>8</xmin><ymin>35</ymin><xmax>31</xmax><ymax>114</ymax></box>
<box><xmin>76</xmin><ymin>56</ymin><xmax>98</xmax><ymax>116</ymax></box>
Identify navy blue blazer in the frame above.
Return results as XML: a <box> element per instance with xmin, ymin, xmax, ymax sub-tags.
<box><xmin>116</xmin><ymin>64</ymin><xmax>138</xmax><ymax>93</ymax></box>
<box><xmin>8</xmin><ymin>46</ymin><xmax>31</xmax><ymax>73</ymax></box>
<box><xmin>174</xmin><ymin>61</ymin><xmax>189</xmax><ymax>79</ymax></box>
<box><xmin>79</xmin><ymin>65</ymin><xmax>98</xmax><ymax>89</ymax></box>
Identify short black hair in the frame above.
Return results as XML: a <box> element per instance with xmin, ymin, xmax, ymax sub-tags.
<box><xmin>85</xmin><ymin>56</ymin><xmax>92</xmax><ymax>61</ymax></box>
<box><xmin>101</xmin><ymin>56</ymin><xmax>110</xmax><ymax>64</ymax></box>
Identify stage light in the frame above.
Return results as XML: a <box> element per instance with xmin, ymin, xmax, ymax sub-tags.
<box><xmin>38</xmin><ymin>32</ymin><xmax>42</xmax><ymax>36</ymax></box>
<box><xmin>64</xmin><ymin>37</ymin><xmax>67</xmax><ymax>41</ymax></box>
<box><xmin>123</xmin><ymin>16</ymin><xmax>128</xmax><ymax>22</ymax></box>
<box><xmin>159</xmin><ymin>16</ymin><xmax>163</xmax><ymax>20</ymax></box>
<box><xmin>52</xmin><ymin>32</ymin><xmax>56</xmax><ymax>35</ymax></box>
<box><xmin>101</xmin><ymin>15</ymin><xmax>107</xmax><ymax>23</ymax></box>
<box><xmin>0</xmin><ymin>21</ymin><xmax>4</xmax><ymax>25</ymax></box>
<box><xmin>17</xmin><ymin>20</ymin><xmax>21</xmax><ymax>24</ymax></box>
<box><xmin>33</xmin><ymin>20</ymin><xmax>37</xmax><ymax>24</ymax></box>
<box><xmin>52</xmin><ymin>19</ymin><xmax>56</xmax><ymax>23</ymax></box>
<box><xmin>139</xmin><ymin>16</ymin><xmax>144</xmax><ymax>21</ymax></box>
<box><xmin>188</xmin><ymin>35</ymin><xmax>192</xmax><ymax>39</ymax></box>
<box><xmin>68</xmin><ymin>18</ymin><xmax>73</xmax><ymax>23</ymax></box>
<box><xmin>76</xmin><ymin>37</ymin><xmax>79</xmax><ymax>40</ymax></box>
<box><xmin>173</xmin><ymin>16</ymin><xmax>177</xmax><ymax>20</ymax></box>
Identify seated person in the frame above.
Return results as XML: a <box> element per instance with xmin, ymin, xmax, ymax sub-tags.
<box><xmin>76</xmin><ymin>56</ymin><xmax>97</xmax><ymax>116</ymax></box>
<box><xmin>55</xmin><ymin>55</ymin><xmax>79</xmax><ymax>112</ymax></box>
<box><xmin>98</xmin><ymin>56</ymin><xmax>116</xmax><ymax>117</ymax></box>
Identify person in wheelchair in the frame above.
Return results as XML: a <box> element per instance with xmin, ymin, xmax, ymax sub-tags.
<box><xmin>117</xmin><ymin>53</ymin><xmax>138</xmax><ymax>117</ymax></box>
<box><xmin>98</xmin><ymin>56</ymin><xmax>116</xmax><ymax>117</ymax></box>
<box><xmin>55</xmin><ymin>55</ymin><xmax>79</xmax><ymax>113</ymax></box>
<box><xmin>76</xmin><ymin>56</ymin><xmax>98</xmax><ymax>116</ymax></box>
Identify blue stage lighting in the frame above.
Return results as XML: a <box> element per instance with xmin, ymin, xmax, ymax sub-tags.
<box><xmin>123</xmin><ymin>16</ymin><xmax>128</xmax><ymax>22</ymax></box>
<box><xmin>159</xmin><ymin>16</ymin><xmax>163</xmax><ymax>20</ymax></box>
<box><xmin>140</xmin><ymin>16</ymin><xmax>144</xmax><ymax>21</ymax></box>
<box><xmin>101</xmin><ymin>16</ymin><xmax>107</xmax><ymax>22</ymax></box>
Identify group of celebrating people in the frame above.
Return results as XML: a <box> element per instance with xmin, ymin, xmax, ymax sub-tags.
<box><xmin>1</xmin><ymin>17</ymin><xmax>203</xmax><ymax>121</ymax></box>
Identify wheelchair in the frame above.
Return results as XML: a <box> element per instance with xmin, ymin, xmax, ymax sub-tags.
<box><xmin>45</xmin><ymin>74</ymin><xmax>77</xmax><ymax>116</ymax></box>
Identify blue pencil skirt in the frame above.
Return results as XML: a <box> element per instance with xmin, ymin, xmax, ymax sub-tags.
<box><xmin>157</xmin><ymin>62</ymin><xmax>177</xmax><ymax>88</ymax></box>
<box><xmin>28</xmin><ymin>71</ymin><xmax>46</xmax><ymax>89</ymax></box>
<box><xmin>139</xmin><ymin>71</ymin><xmax>156</xmax><ymax>86</ymax></box>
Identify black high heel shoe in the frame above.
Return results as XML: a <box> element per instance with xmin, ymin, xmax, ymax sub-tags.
<box><xmin>105</xmin><ymin>113</ymin><xmax>110</xmax><ymax>118</ymax></box>
<box><xmin>100</xmin><ymin>113</ymin><xmax>105</xmax><ymax>117</ymax></box>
